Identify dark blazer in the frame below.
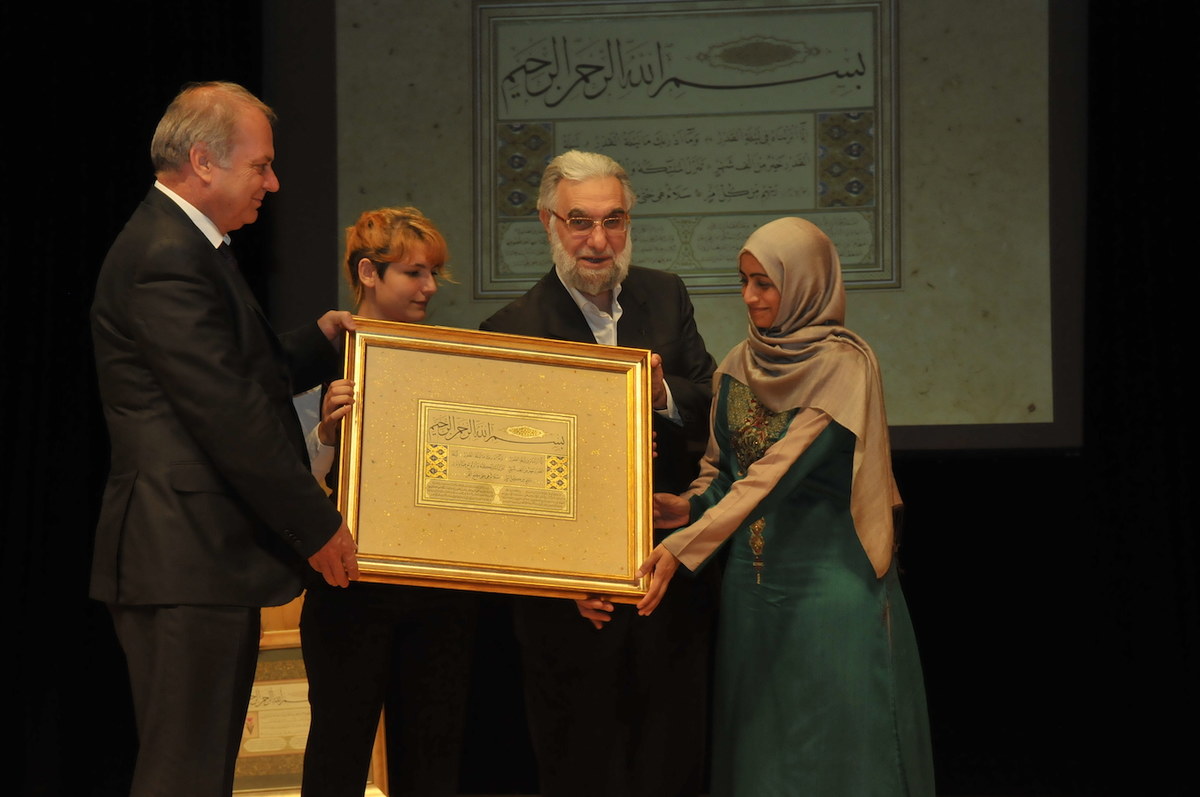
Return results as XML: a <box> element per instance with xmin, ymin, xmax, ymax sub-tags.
<box><xmin>480</xmin><ymin>265</ymin><xmax>716</xmax><ymax>493</ymax></box>
<box><xmin>89</xmin><ymin>187</ymin><xmax>342</xmax><ymax>608</ymax></box>
<box><xmin>479</xmin><ymin>265</ymin><xmax>719</xmax><ymax>797</ymax></box>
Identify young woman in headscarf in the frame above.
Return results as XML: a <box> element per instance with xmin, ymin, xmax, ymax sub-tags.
<box><xmin>637</xmin><ymin>217</ymin><xmax>935</xmax><ymax>796</ymax></box>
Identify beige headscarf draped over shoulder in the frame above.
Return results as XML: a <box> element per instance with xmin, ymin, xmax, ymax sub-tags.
<box><xmin>719</xmin><ymin>217</ymin><xmax>902</xmax><ymax>577</ymax></box>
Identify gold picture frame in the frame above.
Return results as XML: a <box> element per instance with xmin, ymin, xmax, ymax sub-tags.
<box><xmin>337</xmin><ymin>318</ymin><xmax>654</xmax><ymax>602</ymax></box>
<box><xmin>234</xmin><ymin>605</ymin><xmax>388</xmax><ymax>796</ymax></box>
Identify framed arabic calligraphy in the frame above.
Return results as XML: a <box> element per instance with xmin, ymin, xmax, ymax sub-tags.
<box><xmin>473</xmin><ymin>0</ymin><xmax>897</xmax><ymax>298</ymax></box>
<box><xmin>337</xmin><ymin>317</ymin><xmax>655</xmax><ymax>601</ymax></box>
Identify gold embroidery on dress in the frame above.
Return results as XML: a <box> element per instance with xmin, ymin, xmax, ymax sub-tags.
<box><xmin>726</xmin><ymin>380</ymin><xmax>795</xmax><ymax>585</ymax></box>
<box><xmin>749</xmin><ymin>518</ymin><xmax>766</xmax><ymax>584</ymax></box>
<box><xmin>727</xmin><ymin>380</ymin><xmax>793</xmax><ymax>473</ymax></box>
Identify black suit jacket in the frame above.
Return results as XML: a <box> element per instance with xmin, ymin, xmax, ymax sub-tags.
<box><xmin>480</xmin><ymin>265</ymin><xmax>716</xmax><ymax>494</ymax></box>
<box><xmin>89</xmin><ymin>187</ymin><xmax>342</xmax><ymax>607</ymax></box>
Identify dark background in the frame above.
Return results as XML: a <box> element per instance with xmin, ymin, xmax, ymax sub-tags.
<box><xmin>4</xmin><ymin>2</ymin><xmax>1193</xmax><ymax>795</ymax></box>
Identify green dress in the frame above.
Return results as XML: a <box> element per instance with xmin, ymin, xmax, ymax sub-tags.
<box><xmin>685</xmin><ymin>375</ymin><xmax>934</xmax><ymax>796</ymax></box>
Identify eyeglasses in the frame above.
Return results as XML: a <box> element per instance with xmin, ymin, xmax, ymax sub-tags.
<box><xmin>550</xmin><ymin>210</ymin><xmax>631</xmax><ymax>236</ymax></box>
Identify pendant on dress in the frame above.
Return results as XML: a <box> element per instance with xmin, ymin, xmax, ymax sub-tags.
<box><xmin>749</xmin><ymin>517</ymin><xmax>766</xmax><ymax>585</ymax></box>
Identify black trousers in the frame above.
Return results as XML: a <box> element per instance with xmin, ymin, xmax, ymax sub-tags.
<box><xmin>512</xmin><ymin>562</ymin><xmax>720</xmax><ymax>797</ymax></box>
<box><xmin>299</xmin><ymin>582</ymin><xmax>477</xmax><ymax>797</ymax></box>
<box><xmin>110</xmin><ymin>603</ymin><xmax>261</xmax><ymax>797</ymax></box>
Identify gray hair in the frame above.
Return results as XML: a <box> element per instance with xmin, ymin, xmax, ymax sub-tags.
<box><xmin>150</xmin><ymin>81</ymin><xmax>276</xmax><ymax>174</ymax></box>
<box><xmin>537</xmin><ymin>150</ymin><xmax>637</xmax><ymax>212</ymax></box>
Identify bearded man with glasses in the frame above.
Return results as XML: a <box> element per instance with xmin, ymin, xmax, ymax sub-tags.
<box><xmin>480</xmin><ymin>150</ymin><xmax>719</xmax><ymax>797</ymax></box>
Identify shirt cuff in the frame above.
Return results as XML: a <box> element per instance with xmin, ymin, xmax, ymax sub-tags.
<box><xmin>654</xmin><ymin>380</ymin><xmax>683</xmax><ymax>425</ymax></box>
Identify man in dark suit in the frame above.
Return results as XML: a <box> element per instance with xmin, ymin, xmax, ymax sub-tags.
<box><xmin>480</xmin><ymin>150</ymin><xmax>719</xmax><ymax>797</ymax></box>
<box><xmin>90</xmin><ymin>81</ymin><xmax>360</xmax><ymax>797</ymax></box>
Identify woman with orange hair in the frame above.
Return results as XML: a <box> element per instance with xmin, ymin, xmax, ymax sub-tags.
<box><xmin>300</xmin><ymin>207</ymin><xmax>475</xmax><ymax>797</ymax></box>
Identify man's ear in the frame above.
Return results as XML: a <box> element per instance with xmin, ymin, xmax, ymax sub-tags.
<box><xmin>357</xmin><ymin>257</ymin><xmax>379</xmax><ymax>287</ymax></box>
<box><xmin>539</xmin><ymin>208</ymin><xmax>551</xmax><ymax>237</ymax></box>
<box><xmin>190</xmin><ymin>145</ymin><xmax>214</xmax><ymax>184</ymax></box>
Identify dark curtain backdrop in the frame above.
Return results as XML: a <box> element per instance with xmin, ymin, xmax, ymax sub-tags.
<box><xmin>4</xmin><ymin>2</ymin><xmax>1193</xmax><ymax>796</ymax></box>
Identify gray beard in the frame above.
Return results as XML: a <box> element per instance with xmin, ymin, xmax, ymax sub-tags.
<box><xmin>550</xmin><ymin>224</ymin><xmax>632</xmax><ymax>296</ymax></box>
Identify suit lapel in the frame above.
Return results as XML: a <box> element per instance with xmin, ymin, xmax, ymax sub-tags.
<box><xmin>614</xmin><ymin>270</ymin><xmax>654</xmax><ymax>348</ymax></box>
<box><xmin>535</xmin><ymin>270</ymin><xmax>599</xmax><ymax>343</ymax></box>
<box><xmin>142</xmin><ymin>189</ymin><xmax>271</xmax><ymax>316</ymax></box>
<box><xmin>147</xmin><ymin>189</ymin><xmax>290</xmax><ymax>384</ymax></box>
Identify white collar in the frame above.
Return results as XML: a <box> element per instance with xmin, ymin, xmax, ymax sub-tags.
<box><xmin>154</xmin><ymin>181</ymin><xmax>229</xmax><ymax>249</ymax></box>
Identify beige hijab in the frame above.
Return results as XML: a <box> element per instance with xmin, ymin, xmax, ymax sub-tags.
<box><xmin>721</xmin><ymin>217</ymin><xmax>901</xmax><ymax>577</ymax></box>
